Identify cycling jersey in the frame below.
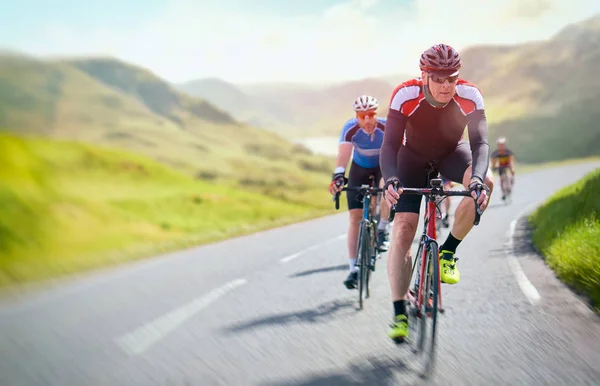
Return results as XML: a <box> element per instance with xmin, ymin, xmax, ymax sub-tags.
<box><xmin>380</xmin><ymin>77</ymin><xmax>489</xmax><ymax>184</ymax></box>
<box><xmin>339</xmin><ymin>117</ymin><xmax>386</xmax><ymax>169</ymax></box>
<box><xmin>491</xmin><ymin>149</ymin><xmax>514</xmax><ymax>168</ymax></box>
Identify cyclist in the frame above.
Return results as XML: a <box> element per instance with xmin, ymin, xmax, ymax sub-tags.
<box><xmin>491</xmin><ymin>136</ymin><xmax>515</xmax><ymax>201</ymax></box>
<box><xmin>379</xmin><ymin>44</ymin><xmax>494</xmax><ymax>341</ymax></box>
<box><xmin>329</xmin><ymin>95</ymin><xmax>391</xmax><ymax>290</ymax></box>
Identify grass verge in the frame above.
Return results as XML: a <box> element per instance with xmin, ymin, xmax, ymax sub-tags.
<box><xmin>0</xmin><ymin>133</ymin><xmax>337</xmax><ymax>291</ymax></box>
<box><xmin>528</xmin><ymin>168</ymin><xmax>600</xmax><ymax>311</ymax></box>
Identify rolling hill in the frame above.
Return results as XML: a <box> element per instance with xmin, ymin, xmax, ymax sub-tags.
<box><xmin>0</xmin><ymin>53</ymin><xmax>336</xmax><ymax>195</ymax></box>
<box><xmin>458</xmin><ymin>13</ymin><xmax>600</xmax><ymax>162</ymax></box>
<box><xmin>0</xmin><ymin>133</ymin><xmax>335</xmax><ymax>287</ymax></box>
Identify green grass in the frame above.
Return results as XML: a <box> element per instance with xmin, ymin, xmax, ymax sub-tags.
<box><xmin>0</xmin><ymin>133</ymin><xmax>337</xmax><ymax>290</ymax></box>
<box><xmin>528</xmin><ymin>168</ymin><xmax>600</xmax><ymax>311</ymax></box>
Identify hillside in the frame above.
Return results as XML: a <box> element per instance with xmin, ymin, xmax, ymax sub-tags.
<box><xmin>0</xmin><ymin>54</ymin><xmax>336</xmax><ymax>197</ymax></box>
<box><xmin>0</xmin><ymin>133</ymin><xmax>334</xmax><ymax>287</ymax></box>
<box><xmin>458</xmin><ymin>13</ymin><xmax>600</xmax><ymax>162</ymax></box>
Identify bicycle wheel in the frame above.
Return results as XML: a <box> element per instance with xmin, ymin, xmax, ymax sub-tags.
<box><xmin>417</xmin><ymin>241</ymin><xmax>440</xmax><ymax>376</ymax></box>
<box><xmin>365</xmin><ymin>224</ymin><xmax>376</xmax><ymax>297</ymax></box>
<box><xmin>357</xmin><ymin>222</ymin><xmax>369</xmax><ymax>309</ymax></box>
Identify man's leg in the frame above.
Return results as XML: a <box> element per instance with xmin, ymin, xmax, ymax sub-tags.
<box><xmin>377</xmin><ymin>177</ymin><xmax>391</xmax><ymax>250</ymax></box>
<box><xmin>387</xmin><ymin>213</ymin><xmax>420</xmax><ymax>340</ymax></box>
<box><xmin>499</xmin><ymin>168</ymin><xmax>508</xmax><ymax>199</ymax></box>
<box><xmin>343</xmin><ymin>209</ymin><xmax>362</xmax><ymax>289</ymax></box>
<box><xmin>343</xmin><ymin>162</ymin><xmax>370</xmax><ymax>289</ymax></box>
<box><xmin>438</xmin><ymin>142</ymin><xmax>494</xmax><ymax>284</ymax></box>
<box><xmin>452</xmin><ymin>166</ymin><xmax>494</xmax><ymax>238</ymax></box>
<box><xmin>388</xmin><ymin>213</ymin><xmax>419</xmax><ymax>301</ymax></box>
<box><xmin>386</xmin><ymin>146</ymin><xmax>427</xmax><ymax>340</ymax></box>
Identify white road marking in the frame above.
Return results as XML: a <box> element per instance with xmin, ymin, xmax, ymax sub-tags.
<box><xmin>506</xmin><ymin>206</ymin><xmax>541</xmax><ymax>305</ymax></box>
<box><xmin>115</xmin><ymin>278</ymin><xmax>247</xmax><ymax>356</ymax></box>
<box><xmin>280</xmin><ymin>234</ymin><xmax>347</xmax><ymax>263</ymax></box>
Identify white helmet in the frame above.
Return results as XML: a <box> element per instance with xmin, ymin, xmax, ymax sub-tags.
<box><xmin>497</xmin><ymin>136</ymin><xmax>506</xmax><ymax>144</ymax></box>
<box><xmin>353</xmin><ymin>95</ymin><xmax>379</xmax><ymax>112</ymax></box>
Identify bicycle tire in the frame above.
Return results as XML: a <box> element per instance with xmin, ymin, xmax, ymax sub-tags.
<box><xmin>419</xmin><ymin>241</ymin><xmax>439</xmax><ymax>376</ymax></box>
<box><xmin>365</xmin><ymin>223</ymin><xmax>375</xmax><ymax>297</ymax></box>
<box><xmin>357</xmin><ymin>222</ymin><xmax>368</xmax><ymax>309</ymax></box>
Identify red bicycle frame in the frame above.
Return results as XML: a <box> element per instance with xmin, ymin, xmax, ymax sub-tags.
<box><xmin>415</xmin><ymin>196</ymin><xmax>443</xmax><ymax>313</ymax></box>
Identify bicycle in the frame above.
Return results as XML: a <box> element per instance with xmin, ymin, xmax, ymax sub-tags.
<box><xmin>333</xmin><ymin>177</ymin><xmax>385</xmax><ymax>310</ymax></box>
<box><xmin>387</xmin><ymin>165</ymin><xmax>484</xmax><ymax>375</ymax></box>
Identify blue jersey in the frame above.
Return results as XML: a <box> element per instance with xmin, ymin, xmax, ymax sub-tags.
<box><xmin>339</xmin><ymin>117</ymin><xmax>386</xmax><ymax>169</ymax></box>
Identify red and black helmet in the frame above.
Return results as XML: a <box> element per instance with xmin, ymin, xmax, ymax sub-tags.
<box><xmin>419</xmin><ymin>43</ymin><xmax>462</xmax><ymax>76</ymax></box>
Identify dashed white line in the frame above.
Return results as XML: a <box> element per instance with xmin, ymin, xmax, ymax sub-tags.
<box><xmin>280</xmin><ymin>234</ymin><xmax>347</xmax><ymax>263</ymax></box>
<box><xmin>280</xmin><ymin>252</ymin><xmax>303</xmax><ymax>263</ymax></box>
<box><xmin>506</xmin><ymin>206</ymin><xmax>541</xmax><ymax>305</ymax></box>
<box><xmin>115</xmin><ymin>278</ymin><xmax>247</xmax><ymax>356</ymax></box>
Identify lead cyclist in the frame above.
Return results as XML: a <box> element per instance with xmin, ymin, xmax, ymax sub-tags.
<box><xmin>380</xmin><ymin>44</ymin><xmax>494</xmax><ymax>341</ymax></box>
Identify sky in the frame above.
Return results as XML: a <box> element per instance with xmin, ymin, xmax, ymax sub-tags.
<box><xmin>1</xmin><ymin>0</ymin><xmax>599</xmax><ymax>84</ymax></box>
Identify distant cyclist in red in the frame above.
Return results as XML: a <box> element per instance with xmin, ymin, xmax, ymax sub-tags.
<box><xmin>380</xmin><ymin>44</ymin><xmax>495</xmax><ymax>340</ymax></box>
<box><xmin>491</xmin><ymin>136</ymin><xmax>516</xmax><ymax>201</ymax></box>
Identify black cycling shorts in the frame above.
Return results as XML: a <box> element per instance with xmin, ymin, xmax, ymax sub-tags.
<box><xmin>497</xmin><ymin>166</ymin><xmax>510</xmax><ymax>176</ymax></box>
<box><xmin>395</xmin><ymin>141</ymin><xmax>471</xmax><ymax>214</ymax></box>
<box><xmin>347</xmin><ymin>161</ymin><xmax>382</xmax><ymax>210</ymax></box>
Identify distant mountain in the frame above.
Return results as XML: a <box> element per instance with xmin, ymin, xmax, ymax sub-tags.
<box><xmin>177</xmin><ymin>76</ymin><xmax>411</xmax><ymax>137</ymax></box>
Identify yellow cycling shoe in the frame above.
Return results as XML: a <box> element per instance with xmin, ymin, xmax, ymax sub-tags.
<box><xmin>388</xmin><ymin>314</ymin><xmax>409</xmax><ymax>342</ymax></box>
<box><xmin>439</xmin><ymin>250</ymin><xmax>460</xmax><ymax>284</ymax></box>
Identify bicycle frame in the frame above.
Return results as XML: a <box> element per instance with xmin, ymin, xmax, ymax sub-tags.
<box><xmin>414</xmin><ymin>191</ymin><xmax>444</xmax><ymax>312</ymax></box>
<box><xmin>388</xmin><ymin>174</ymin><xmax>483</xmax><ymax>314</ymax></box>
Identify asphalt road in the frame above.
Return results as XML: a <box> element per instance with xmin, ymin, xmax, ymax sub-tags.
<box><xmin>1</xmin><ymin>161</ymin><xmax>600</xmax><ymax>386</ymax></box>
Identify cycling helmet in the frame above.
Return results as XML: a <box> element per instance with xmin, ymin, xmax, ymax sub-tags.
<box><xmin>419</xmin><ymin>43</ymin><xmax>462</xmax><ymax>76</ymax></box>
<box><xmin>497</xmin><ymin>136</ymin><xmax>506</xmax><ymax>144</ymax></box>
<box><xmin>353</xmin><ymin>95</ymin><xmax>379</xmax><ymax>112</ymax></box>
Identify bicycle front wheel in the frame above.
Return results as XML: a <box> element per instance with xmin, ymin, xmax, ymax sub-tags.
<box><xmin>357</xmin><ymin>222</ymin><xmax>369</xmax><ymax>309</ymax></box>
<box><xmin>418</xmin><ymin>241</ymin><xmax>440</xmax><ymax>376</ymax></box>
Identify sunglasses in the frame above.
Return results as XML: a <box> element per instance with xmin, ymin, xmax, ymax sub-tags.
<box><xmin>429</xmin><ymin>73</ymin><xmax>459</xmax><ymax>84</ymax></box>
<box><xmin>357</xmin><ymin>112</ymin><xmax>376</xmax><ymax>119</ymax></box>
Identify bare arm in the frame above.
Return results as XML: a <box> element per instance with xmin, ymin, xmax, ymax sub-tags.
<box><xmin>334</xmin><ymin>143</ymin><xmax>353</xmax><ymax>173</ymax></box>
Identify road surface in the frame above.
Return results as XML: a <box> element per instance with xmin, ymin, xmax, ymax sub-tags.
<box><xmin>1</xmin><ymin>161</ymin><xmax>600</xmax><ymax>386</ymax></box>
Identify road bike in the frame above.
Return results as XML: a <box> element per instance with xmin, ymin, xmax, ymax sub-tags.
<box><xmin>387</xmin><ymin>165</ymin><xmax>484</xmax><ymax>375</ymax></box>
<box><xmin>333</xmin><ymin>176</ymin><xmax>385</xmax><ymax>309</ymax></box>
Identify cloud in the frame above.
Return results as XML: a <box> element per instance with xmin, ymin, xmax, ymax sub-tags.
<box><xmin>25</xmin><ymin>0</ymin><xmax>600</xmax><ymax>83</ymax></box>
<box><xmin>504</xmin><ymin>0</ymin><xmax>554</xmax><ymax>20</ymax></box>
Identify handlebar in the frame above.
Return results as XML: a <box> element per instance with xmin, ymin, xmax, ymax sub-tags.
<box><xmin>333</xmin><ymin>185</ymin><xmax>385</xmax><ymax>210</ymax></box>
<box><xmin>387</xmin><ymin>186</ymin><xmax>484</xmax><ymax>225</ymax></box>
